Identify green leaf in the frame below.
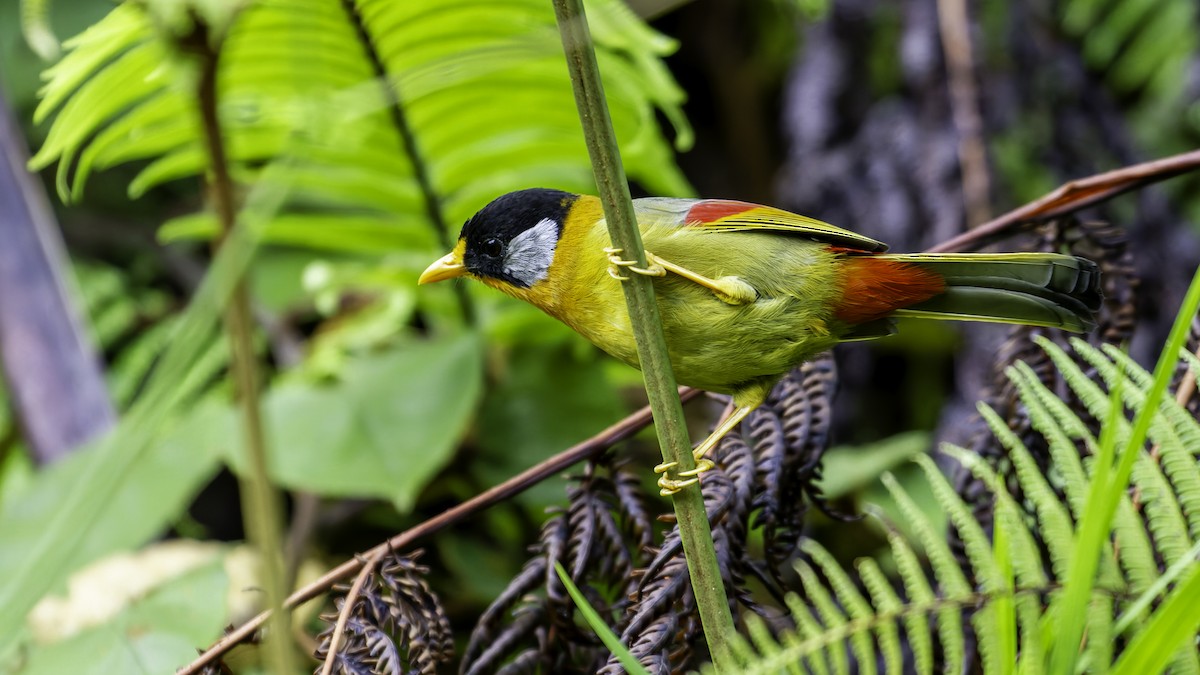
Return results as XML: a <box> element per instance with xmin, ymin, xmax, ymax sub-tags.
<box><xmin>817</xmin><ymin>431</ymin><xmax>929</xmax><ymax>500</ymax></box>
<box><xmin>226</xmin><ymin>333</ymin><xmax>484</xmax><ymax>512</ymax></box>
<box><xmin>18</xmin><ymin>557</ymin><xmax>228</xmax><ymax>675</ymax></box>
<box><xmin>0</xmin><ymin>404</ymin><xmax>226</xmax><ymax>619</ymax></box>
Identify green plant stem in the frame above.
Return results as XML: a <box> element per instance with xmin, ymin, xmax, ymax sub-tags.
<box><xmin>550</xmin><ymin>0</ymin><xmax>737</xmax><ymax>670</ymax></box>
<box><xmin>194</xmin><ymin>30</ymin><xmax>295</xmax><ymax>675</ymax></box>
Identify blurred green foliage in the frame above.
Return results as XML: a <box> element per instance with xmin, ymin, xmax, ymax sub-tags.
<box><xmin>1</xmin><ymin>0</ymin><xmax>695</xmax><ymax>669</ymax></box>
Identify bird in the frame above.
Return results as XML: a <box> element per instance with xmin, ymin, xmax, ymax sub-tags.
<box><xmin>419</xmin><ymin>188</ymin><xmax>1101</xmax><ymax>494</ymax></box>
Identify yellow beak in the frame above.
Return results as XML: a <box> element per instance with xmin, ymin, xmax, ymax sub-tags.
<box><xmin>418</xmin><ymin>250</ymin><xmax>468</xmax><ymax>285</ymax></box>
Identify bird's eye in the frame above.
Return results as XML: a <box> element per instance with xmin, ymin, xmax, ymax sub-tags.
<box><xmin>482</xmin><ymin>238</ymin><xmax>503</xmax><ymax>258</ymax></box>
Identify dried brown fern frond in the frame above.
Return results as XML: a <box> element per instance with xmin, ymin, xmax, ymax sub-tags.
<box><xmin>465</xmin><ymin>356</ymin><xmax>840</xmax><ymax>674</ymax></box>
<box><xmin>313</xmin><ymin>550</ymin><xmax>451</xmax><ymax>675</ymax></box>
<box><xmin>460</xmin><ymin>460</ymin><xmax>653</xmax><ymax>674</ymax></box>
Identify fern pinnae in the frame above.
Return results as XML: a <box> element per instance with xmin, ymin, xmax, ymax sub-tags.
<box><xmin>1182</xmin><ymin>347</ymin><xmax>1200</xmax><ymax>381</ymax></box>
<box><xmin>1089</xmin><ymin>338</ymin><xmax>1200</xmax><ymax>458</ymax></box>
<box><xmin>976</xmin><ymin>403</ymin><xmax>1074</xmax><ymax>582</ymax></box>
<box><xmin>801</xmin><ymin>540</ymin><xmax>878</xmax><ymax>675</ymax></box>
<box><xmin>855</xmin><ymin>557</ymin><xmax>906</xmax><ymax>675</ymax></box>
<box><xmin>742</xmin><ymin>612</ymin><xmax>788</xmax><ymax>671</ymax></box>
<box><xmin>870</xmin><ymin>514</ymin><xmax>935</xmax><ymax>675</ymax></box>
<box><xmin>1012</xmin><ymin>360</ymin><xmax>1161</xmax><ymax>595</ymax></box>
<box><xmin>39</xmin><ymin>41</ymin><xmax>170</xmax><ymax>199</ymax></box>
<box><xmin>991</xmin><ymin>514</ymin><xmax>1018</xmax><ymax>675</ymax></box>
<box><xmin>1082</xmin><ymin>593</ymin><xmax>1116</xmax><ymax>673</ymax></box>
<box><xmin>943</xmin><ymin>445</ymin><xmax>1048</xmax><ymax>589</ymax></box>
<box><xmin>915</xmin><ymin>454</ymin><xmax>1003</xmax><ymax>586</ymax></box>
<box><xmin>1128</xmin><ymin>454</ymin><xmax>1192</xmax><ymax>566</ymax></box>
<box><xmin>32</xmin><ymin>4</ymin><xmax>152</xmax><ymax>125</ymax></box>
<box><xmin>1010</xmin><ymin>357</ymin><xmax>1096</xmax><ymax>444</ymax></box>
<box><xmin>795</xmin><ymin>560</ymin><xmax>852</xmax><ymax>675</ymax></box>
<box><xmin>913</xmin><ymin>454</ymin><xmax>1004</xmax><ymax>674</ymax></box>
<box><xmin>1098</xmin><ymin>349</ymin><xmax>1200</xmax><ymax>545</ymax></box>
<box><xmin>1014</xmin><ymin>596</ymin><xmax>1044</xmax><ymax>675</ymax></box>
<box><xmin>786</xmin><ymin>590</ymin><xmax>834</xmax><ymax>675</ymax></box>
<box><xmin>1100</xmin><ymin>343</ymin><xmax>1200</xmax><ymax>450</ymax></box>
<box><xmin>1007</xmin><ymin>364</ymin><xmax>1092</xmax><ymax>510</ymax></box>
<box><xmin>1044</xmin><ymin>341</ymin><xmax>1195</xmax><ymax>567</ymax></box>
<box><xmin>879</xmin><ymin>474</ymin><xmax>967</xmax><ymax>674</ymax></box>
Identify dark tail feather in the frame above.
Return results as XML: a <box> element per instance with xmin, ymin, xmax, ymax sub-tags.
<box><xmin>881</xmin><ymin>252</ymin><xmax>1101</xmax><ymax>333</ymax></box>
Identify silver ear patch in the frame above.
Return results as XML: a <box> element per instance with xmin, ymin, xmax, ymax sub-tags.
<box><xmin>503</xmin><ymin>217</ymin><xmax>560</xmax><ymax>287</ymax></box>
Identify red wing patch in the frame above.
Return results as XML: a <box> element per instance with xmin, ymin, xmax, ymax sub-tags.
<box><xmin>834</xmin><ymin>256</ymin><xmax>946</xmax><ymax>324</ymax></box>
<box><xmin>686</xmin><ymin>199</ymin><xmax>758</xmax><ymax>225</ymax></box>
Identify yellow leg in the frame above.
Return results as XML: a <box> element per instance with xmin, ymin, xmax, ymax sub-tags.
<box><xmin>654</xmin><ymin>403</ymin><xmax>756</xmax><ymax>496</ymax></box>
<box><xmin>648</xmin><ymin>253</ymin><xmax>758</xmax><ymax>306</ymax></box>
<box><xmin>603</xmin><ymin>247</ymin><xmax>757</xmax><ymax>305</ymax></box>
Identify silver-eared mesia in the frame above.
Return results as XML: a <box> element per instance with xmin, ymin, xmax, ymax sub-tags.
<box><xmin>420</xmin><ymin>189</ymin><xmax>1100</xmax><ymax>494</ymax></box>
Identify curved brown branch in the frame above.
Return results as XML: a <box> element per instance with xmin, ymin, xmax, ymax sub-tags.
<box><xmin>177</xmin><ymin>387</ymin><xmax>700</xmax><ymax>675</ymax></box>
<box><xmin>927</xmin><ymin>148</ymin><xmax>1200</xmax><ymax>253</ymax></box>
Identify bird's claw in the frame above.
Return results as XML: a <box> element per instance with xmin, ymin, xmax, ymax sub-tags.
<box><xmin>654</xmin><ymin>458</ymin><xmax>715</xmax><ymax>496</ymax></box>
<box><xmin>604</xmin><ymin>247</ymin><xmax>666</xmax><ymax>281</ymax></box>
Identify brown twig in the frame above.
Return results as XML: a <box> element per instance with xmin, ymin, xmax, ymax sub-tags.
<box><xmin>318</xmin><ymin>546</ymin><xmax>388</xmax><ymax>675</ymax></box>
<box><xmin>1175</xmin><ymin>343</ymin><xmax>1200</xmax><ymax>408</ymax></box>
<box><xmin>1146</xmin><ymin>342</ymin><xmax>1200</xmax><ymax>469</ymax></box>
<box><xmin>937</xmin><ymin>0</ymin><xmax>991</xmax><ymax>227</ymax></box>
<box><xmin>177</xmin><ymin>387</ymin><xmax>700</xmax><ymax>675</ymax></box>
<box><xmin>927</xmin><ymin>148</ymin><xmax>1200</xmax><ymax>253</ymax></box>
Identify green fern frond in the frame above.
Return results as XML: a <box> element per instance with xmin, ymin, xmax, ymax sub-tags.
<box><xmin>873</xmin><ymin>514</ymin><xmax>935</xmax><ymax>675</ymax></box>
<box><xmin>975</xmin><ymin>403</ymin><xmax>1073</xmax><ymax>583</ymax></box>
<box><xmin>801</xmin><ymin>540</ymin><xmax>878</xmax><ymax>675</ymax></box>
<box><xmin>730</xmin><ymin>335</ymin><xmax>1200</xmax><ymax>674</ymax></box>
<box><xmin>854</xmin><ymin>557</ymin><xmax>907</xmax><ymax>674</ymax></box>
<box><xmin>795</xmin><ymin>559</ymin><xmax>853</xmax><ymax>675</ymax></box>
<box><xmin>785</xmin><ymin>590</ymin><xmax>834</xmax><ymax>675</ymax></box>
<box><xmin>913</xmin><ymin>453</ymin><xmax>1010</xmax><ymax>673</ymax></box>
<box><xmin>1037</xmin><ymin>338</ymin><xmax>1195</xmax><ymax>570</ymax></box>
<box><xmin>880</xmin><ymin>472</ymin><xmax>968</xmax><ymax>674</ymax></box>
<box><xmin>31</xmin><ymin>0</ymin><xmax>694</xmax><ymax>253</ymax></box>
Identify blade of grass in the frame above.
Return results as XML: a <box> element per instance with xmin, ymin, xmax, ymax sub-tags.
<box><xmin>993</xmin><ymin>512</ymin><xmax>1016</xmax><ymax>675</ymax></box>
<box><xmin>1113</xmin><ymin>537</ymin><xmax>1200</xmax><ymax>636</ymax></box>
<box><xmin>1110</xmin><ymin>563</ymin><xmax>1200</xmax><ymax>675</ymax></box>
<box><xmin>554</xmin><ymin>562</ymin><xmax>651</xmax><ymax>675</ymax></box>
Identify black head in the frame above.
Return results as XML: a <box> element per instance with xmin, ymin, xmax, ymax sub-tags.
<box><xmin>459</xmin><ymin>188</ymin><xmax>578</xmax><ymax>288</ymax></box>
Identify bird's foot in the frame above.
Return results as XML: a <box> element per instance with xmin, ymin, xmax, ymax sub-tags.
<box><xmin>654</xmin><ymin>458</ymin><xmax>715</xmax><ymax>496</ymax></box>
<box><xmin>604</xmin><ymin>247</ymin><xmax>666</xmax><ymax>281</ymax></box>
